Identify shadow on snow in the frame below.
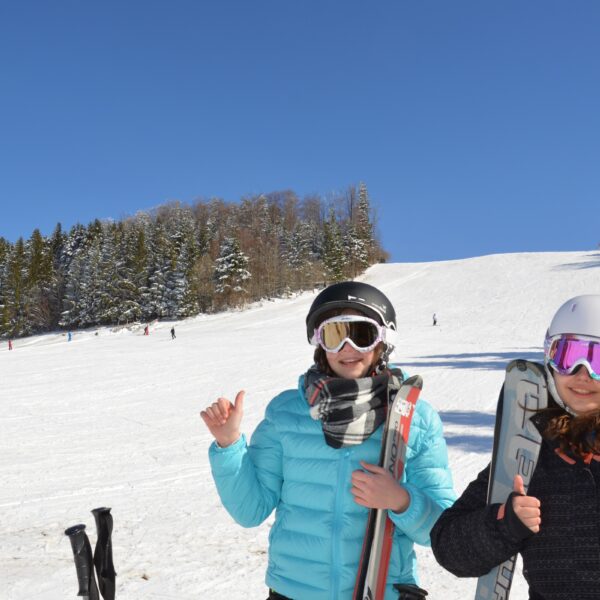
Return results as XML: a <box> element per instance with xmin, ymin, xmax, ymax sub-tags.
<box><xmin>401</xmin><ymin>350</ymin><xmax>543</xmax><ymax>371</ymax></box>
<box><xmin>552</xmin><ymin>253</ymin><xmax>600</xmax><ymax>271</ymax></box>
<box><xmin>439</xmin><ymin>410</ymin><xmax>496</xmax><ymax>453</ymax></box>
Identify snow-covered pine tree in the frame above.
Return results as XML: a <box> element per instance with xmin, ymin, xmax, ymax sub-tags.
<box><xmin>213</xmin><ymin>236</ymin><xmax>251</xmax><ymax>309</ymax></box>
<box><xmin>0</xmin><ymin>237</ymin><xmax>9</xmax><ymax>335</ymax></box>
<box><xmin>322</xmin><ymin>208</ymin><xmax>346</xmax><ymax>282</ymax></box>
<box><xmin>282</xmin><ymin>221</ymin><xmax>316</xmax><ymax>291</ymax></box>
<box><xmin>356</xmin><ymin>182</ymin><xmax>375</xmax><ymax>267</ymax></box>
<box><xmin>162</xmin><ymin>204</ymin><xmax>201</xmax><ymax>318</ymax></box>
<box><xmin>59</xmin><ymin>224</ymin><xmax>97</xmax><ymax>328</ymax></box>
<box><xmin>145</xmin><ymin>221</ymin><xmax>172</xmax><ymax>320</ymax></box>
<box><xmin>2</xmin><ymin>238</ymin><xmax>28</xmax><ymax>336</ymax></box>
<box><xmin>22</xmin><ymin>229</ymin><xmax>55</xmax><ymax>333</ymax></box>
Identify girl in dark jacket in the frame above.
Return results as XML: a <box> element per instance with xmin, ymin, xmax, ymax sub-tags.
<box><xmin>431</xmin><ymin>295</ymin><xmax>600</xmax><ymax>600</ymax></box>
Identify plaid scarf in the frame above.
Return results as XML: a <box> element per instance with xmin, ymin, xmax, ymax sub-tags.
<box><xmin>305</xmin><ymin>365</ymin><xmax>405</xmax><ymax>449</ymax></box>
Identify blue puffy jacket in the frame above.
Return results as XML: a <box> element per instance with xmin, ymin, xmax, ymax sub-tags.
<box><xmin>209</xmin><ymin>375</ymin><xmax>455</xmax><ymax>599</ymax></box>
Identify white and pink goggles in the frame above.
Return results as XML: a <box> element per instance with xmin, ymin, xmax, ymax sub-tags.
<box><xmin>310</xmin><ymin>315</ymin><xmax>393</xmax><ymax>353</ymax></box>
<box><xmin>545</xmin><ymin>333</ymin><xmax>600</xmax><ymax>381</ymax></box>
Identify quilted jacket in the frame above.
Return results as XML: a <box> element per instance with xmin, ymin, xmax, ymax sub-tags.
<box><xmin>209</xmin><ymin>374</ymin><xmax>455</xmax><ymax>600</ymax></box>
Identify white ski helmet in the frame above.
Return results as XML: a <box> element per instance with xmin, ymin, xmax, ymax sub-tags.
<box><xmin>546</xmin><ymin>295</ymin><xmax>600</xmax><ymax>340</ymax></box>
<box><xmin>544</xmin><ymin>294</ymin><xmax>600</xmax><ymax>414</ymax></box>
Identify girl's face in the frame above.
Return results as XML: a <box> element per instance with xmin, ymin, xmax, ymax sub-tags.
<box><xmin>553</xmin><ymin>366</ymin><xmax>600</xmax><ymax>414</ymax></box>
<box><xmin>324</xmin><ymin>309</ymin><xmax>381</xmax><ymax>379</ymax></box>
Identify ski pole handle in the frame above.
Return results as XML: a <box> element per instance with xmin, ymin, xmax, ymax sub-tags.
<box><xmin>92</xmin><ymin>506</ymin><xmax>116</xmax><ymax>600</ymax></box>
<box><xmin>65</xmin><ymin>524</ymin><xmax>100</xmax><ymax>600</ymax></box>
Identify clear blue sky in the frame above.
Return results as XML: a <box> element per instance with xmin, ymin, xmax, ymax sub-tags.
<box><xmin>2</xmin><ymin>1</ymin><xmax>599</xmax><ymax>262</ymax></box>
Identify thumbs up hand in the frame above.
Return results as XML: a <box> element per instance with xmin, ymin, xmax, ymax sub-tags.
<box><xmin>511</xmin><ymin>474</ymin><xmax>541</xmax><ymax>533</ymax></box>
<box><xmin>200</xmin><ymin>390</ymin><xmax>245</xmax><ymax>448</ymax></box>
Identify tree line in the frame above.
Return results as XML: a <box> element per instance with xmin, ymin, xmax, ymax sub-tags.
<box><xmin>0</xmin><ymin>183</ymin><xmax>387</xmax><ymax>338</ymax></box>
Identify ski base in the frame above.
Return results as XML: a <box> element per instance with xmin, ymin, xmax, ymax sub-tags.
<box><xmin>474</xmin><ymin>360</ymin><xmax>547</xmax><ymax>600</ymax></box>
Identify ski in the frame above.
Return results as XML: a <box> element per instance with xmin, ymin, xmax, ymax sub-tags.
<box><xmin>474</xmin><ymin>360</ymin><xmax>547</xmax><ymax>600</ymax></box>
<box><xmin>354</xmin><ymin>374</ymin><xmax>422</xmax><ymax>600</ymax></box>
<box><xmin>65</xmin><ymin>524</ymin><xmax>100</xmax><ymax>600</ymax></box>
<box><xmin>92</xmin><ymin>507</ymin><xmax>117</xmax><ymax>600</ymax></box>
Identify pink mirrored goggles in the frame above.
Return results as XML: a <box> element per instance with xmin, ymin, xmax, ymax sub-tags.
<box><xmin>545</xmin><ymin>334</ymin><xmax>600</xmax><ymax>381</ymax></box>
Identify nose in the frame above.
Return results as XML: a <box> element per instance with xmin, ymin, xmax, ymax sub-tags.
<box><xmin>573</xmin><ymin>365</ymin><xmax>593</xmax><ymax>380</ymax></box>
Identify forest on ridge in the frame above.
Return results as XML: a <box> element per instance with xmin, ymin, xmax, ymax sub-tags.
<box><xmin>0</xmin><ymin>183</ymin><xmax>387</xmax><ymax>338</ymax></box>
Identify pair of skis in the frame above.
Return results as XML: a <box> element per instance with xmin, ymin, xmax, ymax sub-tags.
<box><xmin>353</xmin><ymin>374</ymin><xmax>422</xmax><ymax>600</ymax></box>
<box><xmin>65</xmin><ymin>506</ymin><xmax>116</xmax><ymax>600</ymax></box>
<box><xmin>474</xmin><ymin>360</ymin><xmax>548</xmax><ymax>600</ymax></box>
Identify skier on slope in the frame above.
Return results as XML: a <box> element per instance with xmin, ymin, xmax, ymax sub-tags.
<box><xmin>431</xmin><ymin>295</ymin><xmax>600</xmax><ymax>600</ymax></box>
<box><xmin>200</xmin><ymin>281</ymin><xmax>455</xmax><ymax>599</ymax></box>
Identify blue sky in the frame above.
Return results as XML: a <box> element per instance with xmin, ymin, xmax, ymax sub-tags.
<box><xmin>1</xmin><ymin>1</ymin><xmax>599</xmax><ymax>262</ymax></box>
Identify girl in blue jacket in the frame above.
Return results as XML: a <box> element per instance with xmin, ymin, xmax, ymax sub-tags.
<box><xmin>201</xmin><ymin>281</ymin><xmax>455</xmax><ymax>600</ymax></box>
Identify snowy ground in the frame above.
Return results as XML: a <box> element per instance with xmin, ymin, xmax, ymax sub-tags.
<box><xmin>1</xmin><ymin>250</ymin><xmax>600</xmax><ymax>599</ymax></box>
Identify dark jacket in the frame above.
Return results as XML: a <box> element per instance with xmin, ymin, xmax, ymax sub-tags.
<box><xmin>430</xmin><ymin>412</ymin><xmax>600</xmax><ymax>600</ymax></box>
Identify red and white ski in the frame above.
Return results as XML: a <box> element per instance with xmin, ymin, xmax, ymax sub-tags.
<box><xmin>353</xmin><ymin>374</ymin><xmax>422</xmax><ymax>600</ymax></box>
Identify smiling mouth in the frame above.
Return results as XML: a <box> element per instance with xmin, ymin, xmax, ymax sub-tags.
<box><xmin>571</xmin><ymin>388</ymin><xmax>593</xmax><ymax>395</ymax></box>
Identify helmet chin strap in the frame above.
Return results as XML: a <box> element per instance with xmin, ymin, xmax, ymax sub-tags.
<box><xmin>374</xmin><ymin>343</ymin><xmax>394</xmax><ymax>375</ymax></box>
<box><xmin>544</xmin><ymin>363</ymin><xmax>578</xmax><ymax>416</ymax></box>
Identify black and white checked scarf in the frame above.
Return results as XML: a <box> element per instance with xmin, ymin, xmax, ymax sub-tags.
<box><xmin>305</xmin><ymin>365</ymin><xmax>405</xmax><ymax>449</ymax></box>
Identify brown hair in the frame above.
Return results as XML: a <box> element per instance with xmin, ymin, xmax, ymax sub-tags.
<box><xmin>544</xmin><ymin>408</ymin><xmax>600</xmax><ymax>458</ymax></box>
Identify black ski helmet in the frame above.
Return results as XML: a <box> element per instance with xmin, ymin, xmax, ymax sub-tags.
<box><xmin>306</xmin><ymin>281</ymin><xmax>397</xmax><ymax>342</ymax></box>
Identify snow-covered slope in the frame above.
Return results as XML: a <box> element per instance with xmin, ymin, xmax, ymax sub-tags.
<box><xmin>1</xmin><ymin>251</ymin><xmax>599</xmax><ymax>599</ymax></box>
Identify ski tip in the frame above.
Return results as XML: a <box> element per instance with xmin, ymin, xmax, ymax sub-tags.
<box><xmin>506</xmin><ymin>359</ymin><xmax>545</xmax><ymax>376</ymax></box>
<box><xmin>403</xmin><ymin>374</ymin><xmax>423</xmax><ymax>389</ymax></box>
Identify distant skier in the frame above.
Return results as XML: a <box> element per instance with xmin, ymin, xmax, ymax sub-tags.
<box><xmin>144</xmin><ymin>324</ymin><xmax>149</xmax><ymax>336</ymax></box>
<box><xmin>200</xmin><ymin>281</ymin><xmax>454</xmax><ymax>599</ymax></box>
<box><xmin>431</xmin><ymin>294</ymin><xmax>600</xmax><ymax>600</ymax></box>
<box><xmin>8</xmin><ymin>339</ymin><xmax>13</xmax><ymax>351</ymax></box>
<box><xmin>170</xmin><ymin>327</ymin><xmax>176</xmax><ymax>340</ymax></box>
<box><xmin>67</xmin><ymin>331</ymin><xmax>72</xmax><ymax>342</ymax></box>
<box><xmin>432</xmin><ymin>313</ymin><xmax>437</xmax><ymax>326</ymax></box>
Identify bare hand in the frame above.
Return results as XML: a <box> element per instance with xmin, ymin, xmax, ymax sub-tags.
<box><xmin>351</xmin><ymin>461</ymin><xmax>410</xmax><ymax>513</ymax></box>
<box><xmin>512</xmin><ymin>474</ymin><xmax>541</xmax><ymax>533</ymax></box>
<box><xmin>200</xmin><ymin>390</ymin><xmax>245</xmax><ymax>448</ymax></box>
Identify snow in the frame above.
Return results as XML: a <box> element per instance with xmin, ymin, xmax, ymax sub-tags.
<box><xmin>1</xmin><ymin>250</ymin><xmax>599</xmax><ymax>599</ymax></box>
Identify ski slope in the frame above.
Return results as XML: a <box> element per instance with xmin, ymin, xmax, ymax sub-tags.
<box><xmin>1</xmin><ymin>250</ymin><xmax>599</xmax><ymax>599</ymax></box>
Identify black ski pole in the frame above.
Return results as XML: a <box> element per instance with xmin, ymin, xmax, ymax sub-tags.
<box><xmin>65</xmin><ymin>524</ymin><xmax>100</xmax><ymax>600</ymax></box>
<box><xmin>92</xmin><ymin>507</ymin><xmax>116</xmax><ymax>600</ymax></box>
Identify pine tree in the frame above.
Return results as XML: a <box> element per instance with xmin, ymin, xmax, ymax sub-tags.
<box><xmin>213</xmin><ymin>236</ymin><xmax>251</xmax><ymax>308</ymax></box>
<box><xmin>145</xmin><ymin>222</ymin><xmax>172</xmax><ymax>319</ymax></box>
<box><xmin>23</xmin><ymin>229</ymin><xmax>55</xmax><ymax>332</ymax></box>
<box><xmin>356</xmin><ymin>182</ymin><xmax>375</xmax><ymax>267</ymax></box>
<box><xmin>3</xmin><ymin>238</ymin><xmax>27</xmax><ymax>336</ymax></box>
<box><xmin>48</xmin><ymin>223</ymin><xmax>67</xmax><ymax>328</ymax></box>
<box><xmin>322</xmin><ymin>208</ymin><xmax>346</xmax><ymax>282</ymax></box>
<box><xmin>0</xmin><ymin>237</ymin><xmax>11</xmax><ymax>335</ymax></box>
<box><xmin>283</xmin><ymin>221</ymin><xmax>316</xmax><ymax>290</ymax></box>
<box><xmin>59</xmin><ymin>225</ymin><xmax>95</xmax><ymax>328</ymax></box>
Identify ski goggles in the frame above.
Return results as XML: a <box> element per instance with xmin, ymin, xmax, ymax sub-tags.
<box><xmin>545</xmin><ymin>334</ymin><xmax>600</xmax><ymax>381</ymax></box>
<box><xmin>310</xmin><ymin>315</ymin><xmax>386</xmax><ymax>353</ymax></box>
